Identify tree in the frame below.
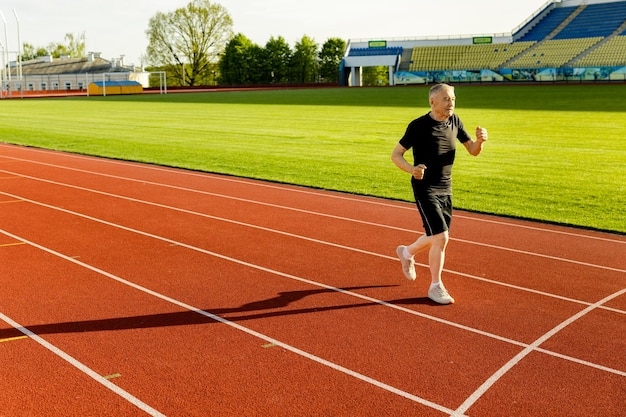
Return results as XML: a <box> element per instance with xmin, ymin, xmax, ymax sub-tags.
<box><xmin>21</xmin><ymin>33</ymin><xmax>85</xmax><ymax>61</ymax></box>
<box><xmin>48</xmin><ymin>33</ymin><xmax>85</xmax><ymax>58</ymax></box>
<box><xmin>264</xmin><ymin>36</ymin><xmax>292</xmax><ymax>84</ymax></box>
<box><xmin>218</xmin><ymin>33</ymin><xmax>257</xmax><ymax>85</ymax></box>
<box><xmin>246</xmin><ymin>43</ymin><xmax>266</xmax><ymax>84</ymax></box>
<box><xmin>64</xmin><ymin>32</ymin><xmax>86</xmax><ymax>58</ymax></box>
<box><xmin>319</xmin><ymin>38</ymin><xmax>346</xmax><ymax>83</ymax></box>
<box><xmin>21</xmin><ymin>43</ymin><xmax>47</xmax><ymax>61</ymax></box>
<box><xmin>218</xmin><ymin>34</ymin><xmax>343</xmax><ymax>86</ymax></box>
<box><xmin>145</xmin><ymin>0</ymin><xmax>233</xmax><ymax>86</ymax></box>
<box><xmin>290</xmin><ymin>35</ymin><xmax>318</xmax><ymax>83</ymax></box>
<box><xmin>362</xmin><ymin>66</ymin><xmax>389</xmax><ymax>86</ymax></box>
<box><xmin>219</xmin><ymin>35</ymin><xmax>294</xmax><ymax>85</ymax></box>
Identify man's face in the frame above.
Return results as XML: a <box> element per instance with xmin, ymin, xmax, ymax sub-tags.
<box><xmin>430</xmin><ymin>87</ymin><xmax>456</xmax><ymax>120</ymax></box>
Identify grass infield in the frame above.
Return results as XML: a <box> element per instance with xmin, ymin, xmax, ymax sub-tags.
<box><xmin>1</xmin><ymin>84</ymin><xmax>625</xmax><ymax>234</ymax></box>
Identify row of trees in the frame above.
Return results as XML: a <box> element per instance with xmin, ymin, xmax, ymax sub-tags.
<box><xmin>20</xmin><ymin>1</ymin><xmax>352</xmax><ymax>87</ymax></box>
<box><xmin>22</xmin><ymin>32</ymin><xmax>86</xmax><ymax>61</ymax></box>
<box><xmin>144</xmin><ymin>0</ymin><xmax>346</xmax><ymax>87</ymax></box>
<box><xmin>218</xmin><ymin>34</ymin><xmax>345</xmax><ymax>86</ymax></box>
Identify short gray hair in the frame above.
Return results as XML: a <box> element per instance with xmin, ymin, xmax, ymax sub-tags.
<box><xmin>429</xmin><ymin>83</ymin><xmax>454</xmax><ymax>99</ymax></box>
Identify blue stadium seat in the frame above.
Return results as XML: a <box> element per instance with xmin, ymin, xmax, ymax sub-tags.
<box><xmin>348</xmin><ymin>47</ymin><xmax>403</xmax><ymax>57</ymax></box>
<box><xmin>554</xmin><ymin>1</ymin><xmax>626</xmax><ymax>39</ymax></box>
<box><xmin>518</xmin><ymin>7</ymin><xmax>576</xmax><ymax>42</ymax></box>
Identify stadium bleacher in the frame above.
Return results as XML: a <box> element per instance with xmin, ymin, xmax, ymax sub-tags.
<box><xmin>507</xmin><ymin>37</ymin><xmax>603</xmax><ymax>69</ymax></box>
<box><xmin>516</xmin><ymin>6</ymin><xmax>576</xmax><ymax>42</ymax></box>
<box><xmin>343</xmin><ymin>0</ymin><xmax>626</xmax><ymax>85</ymax></box>
<box><xmin>408</xmin><ymin>42</ymin><xmax>536</xmax><ymax>71</ymax></box>
<box><xmin>349</xmin><ymin>47</ymin><xmax>403</xmax><ymax>57</ymax></box>
<box><xmin>409</xmin><ymin>1</ymin><xmax>626</xmax><ymax>73</ymax></box>
<box><xmin>553</xmin><ymin>1</ymin><xmax>626</xmax><ymax>39</ymax></box>
<box><xmin>574</xmin><ymin>35</ymin><xmax>626</xmax><ymax>66</ymax></box>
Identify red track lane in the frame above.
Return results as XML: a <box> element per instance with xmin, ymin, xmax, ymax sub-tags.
<box><xmin>1</xmin><ymin>143</ymin><xmax>625</xmax><ymax>417</ymax></box>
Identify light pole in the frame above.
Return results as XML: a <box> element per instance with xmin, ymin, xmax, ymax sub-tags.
<box><xmin>0</xmin><ymin>40</ymin><xmax>5</xmax><ymax>90</ymax></box>
<box><xmin>13</xmin><ymin>9</ymin><xmax>21</xmax><ymax>80</ymax></box>
<box><xmin>0</xmin><ymin>11</ymin><xmax>9</xmax><ymax>81</ymax></box>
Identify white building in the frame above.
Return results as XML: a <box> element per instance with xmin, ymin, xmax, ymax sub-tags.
<box><xmin>3</xmin><ymin>52</ymin><xmax>149</xmax><ymax>96</ymax></box>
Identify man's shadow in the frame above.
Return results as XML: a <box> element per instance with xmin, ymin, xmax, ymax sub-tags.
<box><xmin>0</xmin><ymin>285</ymin><xmax>439</xmax><ymax>339</ymax></box>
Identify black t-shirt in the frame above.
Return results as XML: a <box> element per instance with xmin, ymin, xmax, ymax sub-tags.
<box><xmin>399</xmin><ymin>113</ymin><xmax>471</xmax><ymax>195</ymax></box>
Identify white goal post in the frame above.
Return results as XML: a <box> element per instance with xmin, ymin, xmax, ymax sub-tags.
<box><xmin>148</xmin><ymin>71</ymin><xmax>167</xmax><ymax>94</ymax></box>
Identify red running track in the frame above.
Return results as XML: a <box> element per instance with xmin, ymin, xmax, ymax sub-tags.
<box><xmin>0</xmin><ymin>143</ymin><xmax>624</xmax><ymax>417</ymax></box>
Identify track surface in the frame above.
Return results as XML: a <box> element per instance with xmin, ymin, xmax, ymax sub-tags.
<box><xmin>1</xmin><ymin>143</ymin><xmax>624</xmax><ymax>416</ymax></box>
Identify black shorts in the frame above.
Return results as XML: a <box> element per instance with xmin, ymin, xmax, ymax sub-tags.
<box><xmin>414</xmin><ymin>192</ymin><xmax>453</xmax><ymax>236</ymax></box>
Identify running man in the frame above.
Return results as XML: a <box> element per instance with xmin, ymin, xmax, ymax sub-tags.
<box><xmin>391</xmin><ymin>83</ymin><xmax>488</xmax><ymax>304</ymax></box>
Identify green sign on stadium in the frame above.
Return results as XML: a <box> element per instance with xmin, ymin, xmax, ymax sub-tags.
<box><xmin>368</xmin><ymin>40</ymin><xmax>387</xmax><ymax>48</ymax></box>
<box><xmin>473</xmin><ymin>36</ymin><xmax>493</xmax><ymax>44</ymax></box>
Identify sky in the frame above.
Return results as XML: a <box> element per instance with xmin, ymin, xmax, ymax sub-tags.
<box><xmin>1</xmin><ymin>0</ymin><xmax>550</xmax><ymax>66</ymax></box>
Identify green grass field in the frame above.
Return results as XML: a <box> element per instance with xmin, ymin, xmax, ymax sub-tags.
<box><xmin>1</xmin><ymin>84</ymin><xmax>625</xmax><ymax>233</ymax></box>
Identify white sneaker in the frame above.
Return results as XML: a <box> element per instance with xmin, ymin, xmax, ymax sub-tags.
<box><xmin>428</xmin><ymin>284</ymin><xmax>455</xmax><ymax>304</ymax></box>
<box><xmin>396</xmin><ymin>246</ymin><xmax>416</xmax><ymax>281</ymax></box>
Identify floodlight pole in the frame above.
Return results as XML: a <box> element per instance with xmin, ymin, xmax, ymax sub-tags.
<box><xmin>13</xmin><ymin>9</ymin><xmax>21</xmax><ymax>80</ymax></box>
<box><xmin>0</xmin><ymin>40</ymin><xmax>4</xmax><ymax>87</ymax></box>
<box><xmin>0</xmin><ymin>11</ymin><xmax>9</xmax><ymax>82</ymax></box>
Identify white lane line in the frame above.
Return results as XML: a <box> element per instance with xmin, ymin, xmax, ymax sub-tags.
<box><xmin>1</xmin><ymin>167</ymin><xmax>623</xmax><ymax>277</ymax></box>
<box><xmin>454</xmin><ymin>213</ymin><xmax>626</xmax><ymax>244</ymax></box>
<box><xmin>453</xmin><ymin>237</ymin><xmax>625</xmax><ymax>274</ymax></box>
<box><xmin>5</xmin><ymin>172</ymin><xmax>626</xmax><ymax>319</ymax></box>
<box><xmin>1</xmin><ymin>148</ymin><xmax>624</xmax><ymax>245</ymax></box>
<box><xmin>3</xmin><ymin>133</ymin><xmax>626</xmax><ymax>414</ymax></box>
<box><xmin>0</xmin><ymin>229</ymin><xmax>458</xmax><ymax>416</ymax></box>
<box><xmin>0</xmin><ymin>197</ymin><xmax>527</xmax><ymax>348</ymax></box>
<box><xmin>452</xmin><ymin>287</ymin><xmax>626</xmax><ymax>416</ymax></box>
<box><xmin>0</xmin><ymin>312</ymin><xmax>165</xmax><ymax>417</ymax></box>
<box><xmin>0</xmin><ymin>164</ymin><xmax>413</xmax><ymax>232</ymax></box>
<box><xmin>2</xmin><ymin>195</ymin><xmax>626</xmax><ymax>378</ymax></box>
<box><xmin>1</xmin><ymin>181</ymin><xmax>622</xmax><ymax>315</ymax></box>
<box><xmin>1</xmin><ymin>175</ymin><xmax>625</xmax><ymax>315</ymax></box>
